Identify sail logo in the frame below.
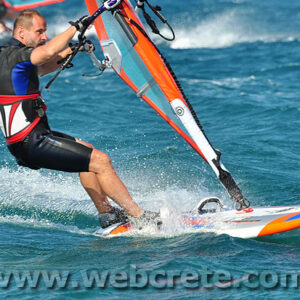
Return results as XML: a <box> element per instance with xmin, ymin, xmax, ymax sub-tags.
<box><xmin>175</xmin><ymin>106</ymin><xmax>185</xmax><ymax>116</ymax></box>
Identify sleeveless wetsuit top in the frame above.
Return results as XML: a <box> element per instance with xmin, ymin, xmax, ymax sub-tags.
<box><xmin>0</xmin><ymin>38</ymin><xmax>46</xmax><ymax>144</ymax></box>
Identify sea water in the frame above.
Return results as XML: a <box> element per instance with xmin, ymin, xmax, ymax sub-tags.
<box><xmin>1</xmin><ymin>0</ymin><xmax>300</xmax><ymax>298</ymax></box>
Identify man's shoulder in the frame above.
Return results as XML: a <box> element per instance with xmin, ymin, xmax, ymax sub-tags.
<box><xmin>0</xmin><ymin>39</ymin><xmax>34</xmax><ymax>64</ymax></box>
<box><xmin>1</xmin><ymin>38</ymin><xmax>33</xmax><ymax>52</ymax></box>
<box><xmin>1</xmin><ymin>38</ymin><xmax>24</xmax><ymax>47</ymax></box>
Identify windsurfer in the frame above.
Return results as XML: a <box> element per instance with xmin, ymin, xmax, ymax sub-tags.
<box><xmin>0</xmin><ymin>9</ymin><xmax>161</xmax><ymax>229</ymax></box>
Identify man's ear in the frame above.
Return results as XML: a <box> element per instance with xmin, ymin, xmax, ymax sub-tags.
<box><xmin>16</xmin><ymin>26</ymin><xmax>25</xmax><ymax>40</ymax></box>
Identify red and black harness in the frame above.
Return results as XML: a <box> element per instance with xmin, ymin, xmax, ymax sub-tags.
<box><xmin>0</xmin><ymin>93</ymin><xmax>47</xmax><ymax>144</ymax></box>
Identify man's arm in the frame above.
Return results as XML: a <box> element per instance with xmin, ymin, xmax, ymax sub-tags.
<box><xmin>38</xmin><ymin>39</ymin><xmax>95</xmax><ymax>77</ymax></box>
<box><xmin>38</xmin><ymin>47</ymin><xmax>73</xmax><ymax>77</ymax></box>
<box><xmin>31</xmin><ymin>25</ymin><xmax>77</xmax><ymax>67</ymax></box>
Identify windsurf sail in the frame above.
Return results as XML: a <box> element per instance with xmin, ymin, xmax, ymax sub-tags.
<box><xmin>3</xmin><ymin>0</ymin><xmax>64</xmax><ymax>11</ymax></box>
<box><xmin>79</xmin><ymin>0</ymin><xmax>250</xmax><ymax>210</ymax></box>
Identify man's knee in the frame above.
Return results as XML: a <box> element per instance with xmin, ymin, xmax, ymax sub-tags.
<box><xmin>90</xmin><ymin>149</ymin><xmax>112</xmax><ymax>171</ymax></box>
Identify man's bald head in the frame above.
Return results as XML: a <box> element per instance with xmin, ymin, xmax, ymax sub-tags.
<box><xmin>13</xmin><ymin>9</ymin><xmax>47</xmax><ymax>48</ymax></box>
<box><xmin>13</xmin><ymin>9</ymin><xmax>43</xmax><ymax>35</ymax></box>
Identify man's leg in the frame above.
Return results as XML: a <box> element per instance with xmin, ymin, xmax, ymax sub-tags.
<box><xmin>79</xmin><ymin>171</ymin><xmax>112</xmax><ymax>213</ymax></box>
<box><xmin>88</xmin><ymin>149</ymin><xmax>143</xmax><ymax>217</ymax></box>
<box><xmin>76</xmin><ymin>139</ymin><xmax>143</xmax><ymax>217</ymax></box>
<box><xmin>76</xmin><ymin>139</ymin><xmax>113</xmax><ymax>213</ymax></box>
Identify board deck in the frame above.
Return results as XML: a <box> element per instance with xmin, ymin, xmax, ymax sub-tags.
<box><xmin>95</xmin><ymin>205</ymin><xmax>300</xmax><ymax>239</ymax></box>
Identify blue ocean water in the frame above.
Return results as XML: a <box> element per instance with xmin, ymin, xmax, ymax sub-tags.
<box><xmin>1</xmin><ymin>0</ymin><xmax>300</xmax><ymax>298</ymax></box>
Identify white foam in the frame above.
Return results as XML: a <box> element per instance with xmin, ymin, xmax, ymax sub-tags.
<box><xmin>166</xmin><ymin>9</ymin><xmax>300</xmax><ymax>49</ymax></box>
<box><xmin>45</xmin><ymin>16</ymin><xmax>98</xmax><ymax>39</ymax></box>
<box><xmin>0</xmin><ymin>166</ymin><xmax>227</xmax><ymax>236</ymax></box>
<box><xmin>0</xmin><ymin>167</ymin><xmax>96</xmax><ymax>214</ymax></box>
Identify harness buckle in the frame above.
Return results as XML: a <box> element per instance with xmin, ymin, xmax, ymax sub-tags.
<box><xmin>33</xmin><ymin>96</ymin><xmax>45</xmax><ymax>118</ymax></box>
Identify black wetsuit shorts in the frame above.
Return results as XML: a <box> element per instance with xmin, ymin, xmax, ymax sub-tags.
<box><xmin>7</xmin><ymin>120</ymin><xmax>93</xmax><ymax>172</ymax></box>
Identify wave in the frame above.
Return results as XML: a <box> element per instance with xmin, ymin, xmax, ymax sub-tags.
<box><xmin>166</xmin><ymin>9</ymin><xmax>300</xmax><ymax>49</ymax></box>
<box><xmin>43</xmin><ymin>6</ymin><xmax>298</xmax><ymax>49</ymax></box>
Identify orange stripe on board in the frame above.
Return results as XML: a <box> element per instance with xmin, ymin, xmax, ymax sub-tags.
<box><xmin>258</xmin><ymin>212</ymin><xmax>300</xmax><ymax>237</ymax></box>
<box><xmin>110</xmin><ymin>224</ymin><xmax>132</xmax><ymax>235</ymax></box>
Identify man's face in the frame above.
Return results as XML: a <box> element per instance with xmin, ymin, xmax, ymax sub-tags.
<box><xmin>23</xmin><ymin>15</ymin><xmax>48</xmax><ymax>48</ymax></box>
